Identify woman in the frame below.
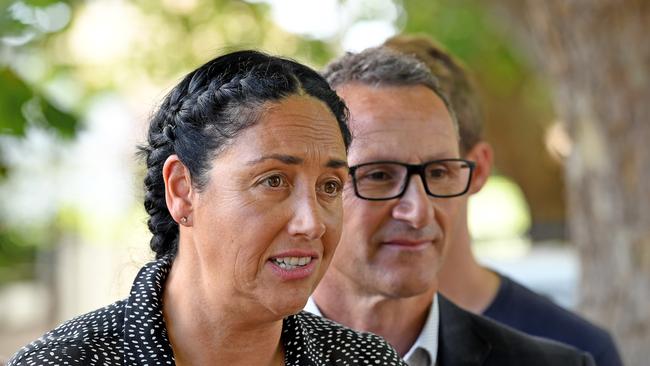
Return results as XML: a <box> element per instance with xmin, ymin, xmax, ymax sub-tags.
<box><xmin>8</xmin><ymin>51</ymin><xmax>405</xmax><ymax>365</ymax></box>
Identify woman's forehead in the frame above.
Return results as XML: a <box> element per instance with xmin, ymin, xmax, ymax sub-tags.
<box><xmin>219</xmin><ymin>95</ymin><xmax>347</xmax><ymax>162</ymax></box>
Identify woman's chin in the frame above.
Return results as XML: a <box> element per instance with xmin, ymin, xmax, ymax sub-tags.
<box><xmin>262</xmin><ymin>292</ymin><xmax>311</xmax><ymax>319</ymax></box>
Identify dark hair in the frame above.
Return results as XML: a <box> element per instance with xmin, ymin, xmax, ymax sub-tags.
<box><xmin>322</xmin><ymin>46</ymin><xmax>458</xmax><ymax>133</ymax></box>
<box><xmin>384</xmin><ymin>34</ymin><xmax>483</xmax><ymax>154</ymax></box>
<box><xmin>139</xmin><ymin>50</ymin><xmax>351</xmax><ymax>259</ymax></box>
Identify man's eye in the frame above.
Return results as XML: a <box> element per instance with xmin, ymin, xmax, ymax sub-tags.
<box><xmin>363</xmin><ymin>171</ymin><xmax>391</xmax><ymax>181</ymax></box>
<box><xmin>429</xmin><ymin>168</ymin><xmax>448</xmax><ymax>179</ymax></box>
<box><xmin>262</xmin><ymin>175</ymin><xmax>286</xmax><ymax>188</ymax></box>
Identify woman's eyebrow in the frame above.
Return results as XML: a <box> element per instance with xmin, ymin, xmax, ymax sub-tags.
<box><xmin>327</xmin><ymin>159</ymin><xmax>348</xmax><ymax>169</ymax></box>
<box><xmin>246</xmin><ymin>155</ymin><xmax>347</xmax><ymax>169</ymax></box>
<box><xmin>246</xmin><ymin>154</ymin><xmax>303</xmax><ymax>166</ymax></box>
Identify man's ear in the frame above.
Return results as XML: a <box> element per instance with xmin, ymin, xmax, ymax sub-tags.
<box><xmin>162</xmin><ymin>155</ymin><xmax>193</xmax><ymax>226</ymax></box>
<box><xmin>465</xmin><ymin>141</ymin><xmax>493</xmax><ymax>194</ymax></box>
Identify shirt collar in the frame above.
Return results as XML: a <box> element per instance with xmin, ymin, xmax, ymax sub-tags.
<box><xmin>123</xmin><ymin>255</ymin><xmax>175</xmax><ymax>365</ymax></box>
<box><xmin>304</xmin><ymin>296</ymin><xmax>322</xmax><ymax>316</ymax></box>
<box><xmin>304</xmin><ymin>294</ymin><xmax>440</xmax><ymax>366</ymax></box>
<box><xmin>403</xmin><ymin>294</ymin><xmax>439</xmax><ymax>366</ymax></box>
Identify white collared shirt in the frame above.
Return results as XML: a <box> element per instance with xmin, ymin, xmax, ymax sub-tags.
<box><xmin>304</xmin><ymin>294</ymin><xmax>440</xmax><ymax>366</ymax></box>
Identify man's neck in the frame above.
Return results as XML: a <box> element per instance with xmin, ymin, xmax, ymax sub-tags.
<box><xmin>312</xmin><ymin>272</ymin><xmax>435</xmax><ymax>356</ymax></box>
<box><xmin>437</xmin><ymin>226</ymin><xmax>501</xmax><ymax>314</ymax></box>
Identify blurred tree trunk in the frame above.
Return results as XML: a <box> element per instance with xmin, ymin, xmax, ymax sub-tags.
<box><xmin>490</xmin><ymin>1</ymin><xmax>650</xmax><ymax>364</ymax></box>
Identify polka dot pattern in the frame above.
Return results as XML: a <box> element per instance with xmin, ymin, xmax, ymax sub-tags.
<box><xmin>8</xmin><ymin>256</ymin><xmax>406</xmax><ymax>366</ymax></box>
<box><xmin>284</xmin><ymin>311</ymin><xmax>406</xmax><ymax>365</ymax></box>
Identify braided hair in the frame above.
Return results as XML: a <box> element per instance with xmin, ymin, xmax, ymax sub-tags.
<box><xmin>139</xmin><ymin>50</ymin><xmax>351</xmax><ymax>259</ymax></box>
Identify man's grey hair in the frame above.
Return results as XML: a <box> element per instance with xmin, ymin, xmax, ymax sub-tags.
<box><xmin>384</xmin><ymin>35</ymin><xmax>483</xmax><ymax>154</ymax></box>
<box><xmin>322</xmin><ymin>46</ymin><xmax>458</xmax><ymax>131</ymax></box>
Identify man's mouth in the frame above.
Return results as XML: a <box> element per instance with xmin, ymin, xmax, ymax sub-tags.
<box><xmin>383</xmin><ymin>239</ymin><xmax>433</xmax><ymax>246</ymax></box>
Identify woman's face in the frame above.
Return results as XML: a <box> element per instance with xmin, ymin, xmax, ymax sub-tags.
<box><xmin>188</xmin><ymin>95</ymin><xmax>348</xmax><ymax>318</ymax></box>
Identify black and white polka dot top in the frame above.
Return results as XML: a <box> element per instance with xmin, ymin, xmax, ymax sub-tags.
<box><xmin>7</xmin><ymin>256</ymin><xmax>406</xmax><ymax>366</ymax></box>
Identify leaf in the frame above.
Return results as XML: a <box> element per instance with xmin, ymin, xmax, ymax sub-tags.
<box><xmin>0</xmin><ymin>67</ymin><xmax>79</xmax><ymax>138</ymax></box>
<box><xmin>23</xmin><ymin>0</ymin><xmax>64</xmax><ymax>7</ymax></box>
<box><xmin>0</xmin><ymin>68</ymin><xmax>32</xmax><ymax>136</ymax></box>
<box><xmin>0</xmin><ymin>2</ymin><xmax>30</xmax><ymax>37</ymax></box>
<box><xmin>40</xmin><ymin>96</ymin><xmax>77</xmax><ymax>138</ymax></box>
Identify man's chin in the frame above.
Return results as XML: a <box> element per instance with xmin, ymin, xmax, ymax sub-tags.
<box><xmin>374</xmin><ymin>274</ymin><xmax>439</xmax><ymax>300</ymax></box>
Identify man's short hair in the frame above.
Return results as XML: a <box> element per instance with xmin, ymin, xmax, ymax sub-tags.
<box><xmin>322</xmin><ymin>46</ymin><xmax>458</xmax><ymax>135</ymax></box>
<box><xmin>384</xmin><ymin>34</ymin><xmax>483</xmax><ymax>154</ymax></box>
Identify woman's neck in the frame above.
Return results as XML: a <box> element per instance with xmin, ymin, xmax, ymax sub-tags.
<box><xmin>162</xmin><ymin>252</ymin><xmax>285</xmax><ymax>366</ymax></box>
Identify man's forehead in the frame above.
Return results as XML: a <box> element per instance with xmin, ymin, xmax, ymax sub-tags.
<box><xmin>348</xmin><ymin>122</ymin><xmax>458</xmax><ymax>162</ymax></box>
<box><xmin>339</xmin><ymin>83</ymin><xmax>451</xmax><ymax>122</ymax></box>
<box><xmin>339</xmin><ymin>83</ymin><xmax>454</xmax><ymax>125</ymax></box>
<box><xmin>346</xmin><ymin>119</ymin><xmax>459</xmax><ymax>167</ymax></box>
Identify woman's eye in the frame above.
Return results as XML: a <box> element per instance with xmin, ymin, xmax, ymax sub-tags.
<box><xmin>321</xmin><ymin>180</ymin><xmax>343</xmax><ymax>196</ymax></box>
<box><xmin>262</xmin><ymin>175</ymin><xmax>286</xmax><ymax>188</ymax></box>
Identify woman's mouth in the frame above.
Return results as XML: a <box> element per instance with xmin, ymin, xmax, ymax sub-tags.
<box><xmin>271</xmin><ymin>256</ymin><xmax>313</xmax><ymax>270</ymax></box>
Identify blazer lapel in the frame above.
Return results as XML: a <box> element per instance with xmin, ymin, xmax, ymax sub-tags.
<box><xmin>437</xmin><ymin>295</ymin><xmax>491</xmax><ymax>366</ymax></box>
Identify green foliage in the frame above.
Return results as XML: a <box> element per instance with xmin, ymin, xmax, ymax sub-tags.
<box><xmin>23</xmin><ymin>0</ymin><xmax>66</xmax><ymax>6</ymax></box>
<box><xmin>0</xmin><ymin>0</ymin><xmax>79</xmax><ymax>283</ymax></box>
<box><xmin>0</xmin><ymin>67</ymin><xmax>78</xmax><ymax>137</ymax></box>
<box><xmin>0</xmin><ymin>226</ymin><xmax>39</xmax><ymax>284</ymax></box>
<box><xmin>401</xmin><ymin>0</ymin><xmax>529</xmax><ymax>95</ymax></box>
<box><xmin>0</xmin><ymin>68</ymin><xmax>32</xmax><ymax>136</ymax></box>
<box><xmin>0</xmin><ymin>3</ymin><xmax>28</xmax><ymax>37</ymax></box>
<box><xmin>1</xmin><ymin>0</ymin><xmax>80</xmax><ymax>138</ymax></box>
<box><xmin>40</xmin><ymin>95</ymin><xmax>77</xmax><ymax>137</ymax></box>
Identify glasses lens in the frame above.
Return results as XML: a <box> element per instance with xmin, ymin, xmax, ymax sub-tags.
<box><xmin>353</xmin><ymin>163</ymin><xmax>407</xmax><ymax>199</ymax></box>
<box><xmin>424</xmin><ymin>160</ymin><xmax>472</xmax><ymax>197</ymax></box>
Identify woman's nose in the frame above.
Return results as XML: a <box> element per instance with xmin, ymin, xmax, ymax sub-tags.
<box><xmin>391</xmin><ymin>176</ymin><xmax>435</xmax><ymax>229</ymax></box>
<box><xmin>288</xmin><ymin>195</ymin><xmax>326</xmax><ymax>240</ymax></box>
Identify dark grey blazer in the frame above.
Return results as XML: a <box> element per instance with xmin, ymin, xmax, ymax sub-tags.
<box><xmin>437</xmin><ymin>295</ymin><xmax>596</xmax><ymax>365</ymax></box>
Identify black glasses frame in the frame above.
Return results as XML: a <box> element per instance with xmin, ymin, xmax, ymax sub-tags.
<box><xmin>348</xmin><ymin>158</ymin><xmax>476</xmax><ymax>201</ymax></box>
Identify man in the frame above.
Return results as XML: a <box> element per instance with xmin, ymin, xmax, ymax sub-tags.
<box><xmin>382</xmin><ymin>34</ymin><xmax>622</xmax><ymax>366</ymax></box>
<box><xmin>307</xmin><ymin>47</ymin><xmax>595</xmax><ymax>365</ymax></box>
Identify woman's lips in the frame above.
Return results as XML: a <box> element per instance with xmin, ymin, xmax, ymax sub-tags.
<box><xmin>268</xmin><ymin>250</ymin><xmax>318</xmax><ymax>280</ymax></box>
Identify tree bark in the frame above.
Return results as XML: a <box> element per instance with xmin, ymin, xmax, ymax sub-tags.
<box><xmin>490</xmin><ymin>1</ymin><xmax>650</xmax><ymax>364</ymax></box>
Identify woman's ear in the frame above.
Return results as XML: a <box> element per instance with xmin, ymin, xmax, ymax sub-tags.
<box><xmin>465</xmin><ymin>141</ymin><xmax>494</xmax><ymax>194</ymax></box>
<box><xmin>162</xmin><ymin>155</ymin><xmax>193</xmax><ymax>226</ymax></box>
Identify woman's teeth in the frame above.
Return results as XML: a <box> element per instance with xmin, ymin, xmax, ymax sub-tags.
<box><xmin>272</xmin><ymin>256</ymin><xmax>312</xmax><ymax>269</ymax></box>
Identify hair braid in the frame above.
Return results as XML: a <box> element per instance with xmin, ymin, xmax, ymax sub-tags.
<box><xmin>139</xmin><ymin>99</ymin><xmax>181</xmax><ymax>258</ymax></box>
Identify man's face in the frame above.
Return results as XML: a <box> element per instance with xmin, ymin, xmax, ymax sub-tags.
<box><xmin>328</xmin><ymin>83</ymin><xmax>464</xmax><ymax>298</ymax></box>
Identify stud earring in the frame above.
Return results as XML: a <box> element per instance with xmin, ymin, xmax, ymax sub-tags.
<box><xmin>180</xmin><ymin>217</ymin><xmax>188</xmax><ymax>224</ymax></box>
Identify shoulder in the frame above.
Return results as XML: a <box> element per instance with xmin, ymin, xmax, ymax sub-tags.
<box><xmin>469</xmin><ymin>307</ymin><xmax>594</xmax><ymax>365</ymax></box>
<box><xmin>486</xmin><ymin>275</ymin><xmax>620</xmax><ymax>364</ymax></box>
<box><xmin>439</xmin><ymin>295</ymin><xmax>594</xmax><ymax>366</ymax></box>
<box><xmin>7</xmin><ymin>300</ymin><xmax>127</xmax><ymax>366</ymax></box>
<box><xmin>287</xmin><ymin>311</ymin><xmax>406</xmax><ymax>365</ymax></box>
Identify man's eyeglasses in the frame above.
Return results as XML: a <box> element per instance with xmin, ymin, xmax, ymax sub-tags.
<box><xmin>348</xmin><ymin>159</ymin><xmax>476</xmax><ymax>201</ymax></box>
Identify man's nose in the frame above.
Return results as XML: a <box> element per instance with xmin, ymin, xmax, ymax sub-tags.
<box><xmin>391</xmin><ymin>175</ymin><xmax>434</xmax><ymax>229</ymax></box>
<box><xmin>287</xmin><ymin>194</ymin><xmax>326</xmax><ymax>240</ymax></box>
